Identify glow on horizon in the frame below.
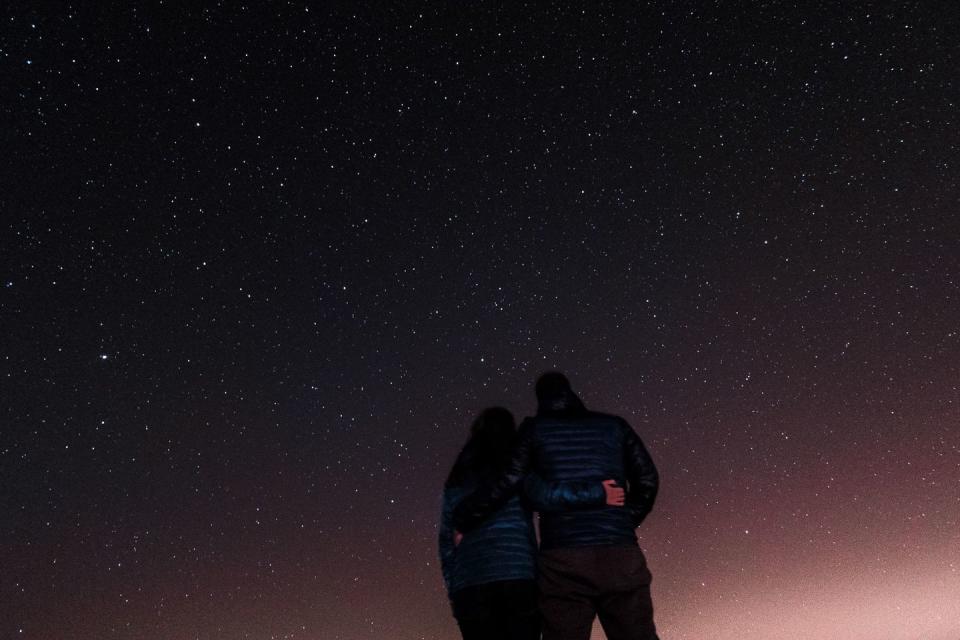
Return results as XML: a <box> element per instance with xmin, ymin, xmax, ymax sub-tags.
<box><xmin>591</xmin><ymin>550</ymin><xmax>960</xmax><ymax>640</ymax></box>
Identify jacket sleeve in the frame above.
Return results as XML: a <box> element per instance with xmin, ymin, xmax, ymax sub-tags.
<box><xmin>452</xmin><ymin>420</ymin><xmax>534</xmax><ymax>531</ymax></box>
<box><xmin>437</xmin><ymin>489</ymin><xmax>456</xmax><ymax>593</ymax></box>
<box><xmin>621</xmin><ymin>419</ymin><xmax>659</xmax><ymax>527</ymax></box>
<box><xmin>523</xmin><ymin>474</ymin><xmax>606</xmax><ymax>512</ymax></box>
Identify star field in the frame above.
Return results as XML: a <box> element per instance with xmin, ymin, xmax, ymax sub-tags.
<box><xmin>2</xmin><ymin>3</ymin><xmax>959</xmax><ymax>639</ymax></box>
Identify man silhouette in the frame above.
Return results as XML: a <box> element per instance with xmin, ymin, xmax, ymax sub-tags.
<box><xmin>453</xmin><ymin>372</ymin><xmax>660</xmax><ymax>640</ymax></box>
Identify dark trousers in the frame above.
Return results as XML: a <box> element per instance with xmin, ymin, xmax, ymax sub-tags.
<box><xmin>451</xmin><ymin>579</ymin><xmax>540</xmax><ymax>640</ymax></box>
<box><xmin>538</xmin><ymin>545</ymin><xmax>659</xmax><ymax>640</ymax></box>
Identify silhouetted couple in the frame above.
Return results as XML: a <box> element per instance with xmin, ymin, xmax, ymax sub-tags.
<box><xmin>439</xmin><ymin>372</ymin><xmax>660</xmax><ymax>640</ymax></box>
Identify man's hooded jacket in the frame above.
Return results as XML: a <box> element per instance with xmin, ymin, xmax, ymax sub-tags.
<box><xmin>453</xmin><ymin>387</ymin><xmax>659</xmax><ymax>550</ymax></box>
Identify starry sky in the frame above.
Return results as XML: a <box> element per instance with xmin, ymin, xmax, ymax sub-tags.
<box><xmin>2</xmin><ymin>3</ymin><xmax>959</xmax><ymax>639</ymax></box>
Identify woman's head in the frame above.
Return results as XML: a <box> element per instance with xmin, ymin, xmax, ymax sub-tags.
<box><xmin>446</xmin><ymin>406</ymin><xmax>516</xmax><ymax>487</ymax></box>
<box><xmin>470</xmin><ymin>406</ymin><xmax>516</xmax><ymax>443</ymax></box>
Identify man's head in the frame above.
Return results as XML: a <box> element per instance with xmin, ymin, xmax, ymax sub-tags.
<box><xmin>535</xmin><ymin>371</ymin><xmax>585</xmax><ymax>414</ymax></box>
<box><xmin>535</xmin><ymin>371</ymin><xmax>572</xmax><ymax>403</ymax></box>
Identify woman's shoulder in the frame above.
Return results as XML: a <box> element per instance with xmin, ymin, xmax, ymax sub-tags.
<box><xmin>442</xmin><ymin>477</ymin><xmax>478</xmax><ymax>503</ymax></box>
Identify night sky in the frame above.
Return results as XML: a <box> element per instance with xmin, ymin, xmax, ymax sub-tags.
<box><xmin>3</xmin><ymin>3</ymin><xmax>960</xmax><ymax>639</ymax></box>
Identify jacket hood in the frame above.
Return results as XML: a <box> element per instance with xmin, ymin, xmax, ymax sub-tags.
<box><xmin>536</xmin><ymin>388</ymin><xmax>586</xmax><ymax>415</ymax></box>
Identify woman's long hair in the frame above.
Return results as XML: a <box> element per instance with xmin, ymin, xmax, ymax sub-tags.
<box><xmin>445</xmin><ymin>407</ymin><xmax>516</xmax><ymax>488</ymax></box>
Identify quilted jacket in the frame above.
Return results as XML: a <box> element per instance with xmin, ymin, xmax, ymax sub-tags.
<box><xmin>439</xmin><ymin>466</ymin><xmax>604</xmax><ymax>595</ymax></box>
<box><xmin>452</xmin><ymin>390</ymin><xmax>659</xmax><ymax>550</ymax></box>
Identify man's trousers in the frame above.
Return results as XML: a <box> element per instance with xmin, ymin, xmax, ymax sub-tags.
<box><xmin>538</xmin><ymin>545</ymin><xmax>659</xmax><ymax>640</ymax></box>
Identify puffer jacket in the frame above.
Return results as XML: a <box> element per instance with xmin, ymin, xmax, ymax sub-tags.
<box><xmin>453</xmin><ymin>391</ymin><xmax>659</xmax><ymax>550</ymax></box>
<box><xmin>439</xmin><ymin>481</ymin><xmax>536</xmax><ymax>595</ymax></box>
<box><xmin>439</xmin><ymin>467</ymin><xmax>605</xmax><ymax>595</ymax></box>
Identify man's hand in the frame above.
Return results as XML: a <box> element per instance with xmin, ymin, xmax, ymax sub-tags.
<box><xmin>603</xmin><ymin>479</ymin><xmax>625</xmax><ymax>506</ymax></box>
<box><xmin>453</xmin><ymin>530</ymin><xmax>464</xmax><ymax>547</ymax></box>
